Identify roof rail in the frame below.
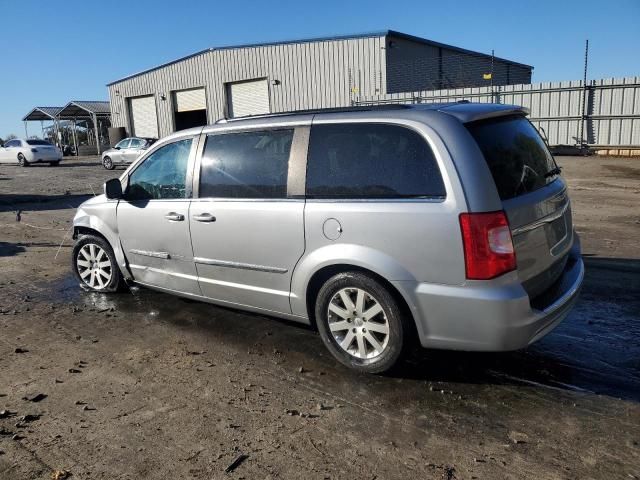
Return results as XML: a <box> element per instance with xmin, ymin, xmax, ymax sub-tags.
<box><xmin>215</xmin><ymin>104</ymin><xmax>412</xmax><ymax>123</ymax></box>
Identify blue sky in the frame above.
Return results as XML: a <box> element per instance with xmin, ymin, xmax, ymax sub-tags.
<box><xmin>0</xmin><ymin>0</ymin><xmax>638</xmax><ymax>138</ymax></box>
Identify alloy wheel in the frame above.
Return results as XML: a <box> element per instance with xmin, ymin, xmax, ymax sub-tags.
<box><xmin>327</xmin><ymin>287</ymin><xmax>390</xmax><ymax>359</ymax></box>
<box><xmin>76</xmin><ymin>243</ymin><xmax>112</xmax><ymax>290</ymax></box>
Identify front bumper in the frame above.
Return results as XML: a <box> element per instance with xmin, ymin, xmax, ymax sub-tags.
<box><xmin>395</xmin><ymin>243</ymin><xmax>585</xmax><ymax>351</ymax></box>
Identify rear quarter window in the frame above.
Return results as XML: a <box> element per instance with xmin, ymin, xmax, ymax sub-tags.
<box><xmin>466</xmin><ymin>115</ymin><xmax>559</xmax><ymax>200</ymax></box>
<box><xmin>306</xmin><ymin>123</ymin><xmax>445</xmax><ymax>199</ymax></box>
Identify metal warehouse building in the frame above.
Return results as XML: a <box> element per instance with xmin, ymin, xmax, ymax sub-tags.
<box><xmin>107</xmin><ymin>30</ymin><xmax>532</xmax><ymax>139</ymax></box>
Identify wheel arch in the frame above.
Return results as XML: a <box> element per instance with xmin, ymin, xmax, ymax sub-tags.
<box><xmin>302</xmin><ymin>263</ymin><xmax>419</xmax><ymax>345</ymax></box>
<box><xmin>73</xmin><ymin>217</ymin><xmax>132</xmax><ymax>281</ymax></box>
<box><xmin>73</xmin><ymin>225</ymin><xmax>109</xmax><ymax>242</ymax></box>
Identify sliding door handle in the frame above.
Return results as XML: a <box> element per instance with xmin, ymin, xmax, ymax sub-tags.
<box><xmin>164</xmin><ymin>212</ymin><xmax>185</xmax><ymax>222</ymax></box>
<box><xmin>193</xmin><ymin>213</ymin><xmax>216</xmax><ymax>222</ymax></box>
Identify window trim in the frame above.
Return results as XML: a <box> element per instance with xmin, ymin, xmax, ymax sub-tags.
<box><xmin>122</xmin><ymin>134</ymin><xmax>200</xmax><ymax>202</ymax></box>
<box><xmin>192</xmin><ymin>126</ymin><xmax>307</xmax><ymax>201</ymax></box>
<box><xmin>304</xmin><ymin>121</ymin><xmax>447</xmax><ymax>201</ymax></box>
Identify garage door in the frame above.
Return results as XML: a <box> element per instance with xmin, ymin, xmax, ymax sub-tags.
<box><xmin>129</xmin><ymin>95</ymin><xmax>159</xmax><ymax>138</ymax></box>
<box><xmin>174</xmin><ymin>88</ymin><xmax>206</xmax><ymax>112</ymax></box>
<box><xmin>227</xmin><ymin>79</ymin><xmax>270</xmax><ymax>118</ymax></box>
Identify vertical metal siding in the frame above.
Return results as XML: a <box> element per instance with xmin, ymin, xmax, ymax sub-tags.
<box><xmin>354</xmin><ymin>76</ymin><xmax>640</xmax><ymax>148</ymax></box>
<box><xmin>110</xmin><ymin>35</ymin><xmax>388</xmax><ymax>137</ymax></box>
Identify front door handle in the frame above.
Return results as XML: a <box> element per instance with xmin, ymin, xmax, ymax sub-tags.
<box><xmin>164</xmin><ymin>212</ymin><xmax>185</xmax><ymax>222</ymax></box>
<box><xmin>193</xmin><ymin>213</ymin><xmax>216</xmax><ymax>222</ymax></box>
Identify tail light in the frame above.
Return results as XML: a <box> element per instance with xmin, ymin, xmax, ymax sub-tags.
<box><xmin>459</xmin><ymin>211</ymin><xmax>516</xmax><ymax>280</ymax></box>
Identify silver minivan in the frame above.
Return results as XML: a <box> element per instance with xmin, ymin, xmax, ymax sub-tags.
<box><xmin>72</xmin><ymin>103</ymin><xmax>584</xmax><ymax>373</ymax></box>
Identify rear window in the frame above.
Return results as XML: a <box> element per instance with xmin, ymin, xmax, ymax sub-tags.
<box><xmin>306</xmin><ymin>123</ymin><xmax>445</xmax><ymax>199</ymax></box>
<box><xmin>26</xmin><ymin>140</ymin><xmax>52</xmax><ymax>146</ymax></box>
<box><xmin>466</xmin><ymin>115</ymin><xmax>559</xmax><ymax>200</ymax></box>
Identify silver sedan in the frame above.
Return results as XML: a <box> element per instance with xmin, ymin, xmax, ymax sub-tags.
<box><xmin>101</xmin><ymin>137</ymin><xmax>155</xmax><ymax>170</ymax></box>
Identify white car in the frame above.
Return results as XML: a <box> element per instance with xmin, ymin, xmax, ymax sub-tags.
<box><xmin>0</xmin><ymin>139</ymin><xmax>63</xmax><ymax>166</ymax></box>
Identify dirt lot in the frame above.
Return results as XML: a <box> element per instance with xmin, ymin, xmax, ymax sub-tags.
<box><xmin>0</xmin><ymin>156</ymin><xmax>639</xmax><ymax>479</ymax></box>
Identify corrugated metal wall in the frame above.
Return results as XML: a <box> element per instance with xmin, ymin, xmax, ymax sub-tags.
<box><xmin>108</xmin><ymin>35</ymin><xmax>387</xmax><ymax>138</ymax></box>
<box><xmin>355</xmin><ymin>76</ymin><xmax>640</xmax><ymax>148</ymax></box>
<box><xmin>385</xmin><ymin>35</ymin><xmax>531</xmax><ymax>93</ymax></box>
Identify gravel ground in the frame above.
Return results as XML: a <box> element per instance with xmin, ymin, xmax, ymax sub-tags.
<box><xmin>0</xmin><ymin>155</ymin><xmax>639</xmax><ymax>479</ymax></box>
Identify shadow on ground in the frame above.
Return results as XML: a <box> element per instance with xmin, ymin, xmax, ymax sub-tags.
<box><xmin>0</xmin><ymin>194</ymin><xmax>91</xmax><ymax>212</ymax></box>
<box><xmin>0</xmin><ymin>241</ymin><xmax>26</xmax><ymax>257</ymax></box>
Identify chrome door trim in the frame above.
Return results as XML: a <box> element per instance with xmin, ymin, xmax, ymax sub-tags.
<box><xmin>511</xmin><ymin>201</ymin><xmax>570</xmax><ymax>236</ymax></box>
<box><xmin>194</xmin><ymin>257</ymin><xmax>288</xmax><ymax>274</ymax></box>
<box><xmin>197</xmin><ymin>275</ymin><xmax>290</xmax><ymax>296</ymax></box>
<box><xmin>129</xmin><ymin>249</ymin><xmax>170</xmax><ymax>259</ymax></box>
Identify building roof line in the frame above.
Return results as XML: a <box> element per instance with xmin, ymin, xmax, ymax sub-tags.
<box><xmin>22</xmin><ymin>106</ymin><xmax>63</xmax><ymax>121</ymax></box>
<box><xmin>107</xmin><ymin>29</ymin><xmax>532</xmax><ymax>87</ymax></box>
<box><xmin>386</xmin><ymin>30</ymin><xmax>533</xmax><ymax>69</ymax></box>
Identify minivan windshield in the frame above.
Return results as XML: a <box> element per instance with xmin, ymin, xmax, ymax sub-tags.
<box><xmin>466</xmin><ymin>115</ymin><xmax>559</xmax><ymax>200</ymax></box>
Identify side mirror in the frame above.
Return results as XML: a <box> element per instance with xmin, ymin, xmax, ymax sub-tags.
<box><xmin>105</xmin><ymin>178</ymin><xmax>123</xmax><ymax>199</ymax></box>
<box><xmin>114</xmin><ymin>146</ymin><xmax>121</xmax><ymax>150</ymax></box>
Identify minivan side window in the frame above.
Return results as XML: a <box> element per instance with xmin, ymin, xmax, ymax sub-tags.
<box><xmin>306</xmin><ymin>123</ymin><xmax>446</xmax><ymax>199</ymax></box>
<box><xmin>199</xmin><ymin>129</ymin><xmax>293</xmax><ymax>199</ymax></box>
<box><xmin>126</xmin><ymin>138</ymin><xmax>192</xmax><ymax>201</ymax></box>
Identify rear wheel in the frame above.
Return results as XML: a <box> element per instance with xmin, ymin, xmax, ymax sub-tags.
<box><xmin>17</xmin><ymin>153</ymin><xmax>29</xmax><ymax>167</ymax></box>
<box><xmin>102</xmin><ymin>156</ymin><xmax>114</xmax><ymax>170</ymax></box>
<box><xmin>315</xmin><ymin>272</ymin><xmax>405</xmax><ymax>373</ymax></box>
<box><xmin>72</xmin><ymin>234</ymin><xmax>123</xmax><ymax>292</ymax></box>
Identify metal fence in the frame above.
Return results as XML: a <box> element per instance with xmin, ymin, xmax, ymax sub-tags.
<box><xmin>353</xmin><ymin>76</ymin><xmax>640</xmax><ymax>150</ymax></box>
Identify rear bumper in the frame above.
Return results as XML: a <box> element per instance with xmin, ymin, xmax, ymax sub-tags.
<box><xmin>395</xmin><ymin>243</ymin><xmax>585</xmax><ymax>351</ymax></box>
<box><xmin>31</xmin><ymin>153</ymin><xmax>61</xmax><ymax>162</ymax></box>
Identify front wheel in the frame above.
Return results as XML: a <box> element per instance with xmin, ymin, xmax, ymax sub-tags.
<box><xmin>315</xmin><ymin>272</ymin><xmax>405</xmax><ymax>374</ymax></box>
<box><xmin>17</xmin><ymin>153</ymin><xmax>29</xmax><ymax>167</ymax></box>
<box><xmin>102</xmin><ymin>156</ymin><xmax>114</xmax><ymax>170</ymax></box>
<box><xmin>72</xmin><ymin>234</ymin><xmax>123</xmax><ymax>292</ymax></box>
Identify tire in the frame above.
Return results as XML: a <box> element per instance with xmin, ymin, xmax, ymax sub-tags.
<box><xmin>102</xmin><ymin>156</ymin><xmax>114</xmax><ymax>170</ymax></box>
<box><xmin>49</xmin><ymin>161</ymin><xmax>60</xmax><ymax>167</ymax></box>
<box><xmin>17</xmin><ymin>153</ymin><xmax>29</xmax><ymax>167</ymax></box>
<box><xmin>72</xmin><ymin>234</ymin><xmax>123</xmax><ymax>292</ymax></box>
<box><xmin>315</xmin><ymin>272</ymin><xmax>405</xmax><ymax>374</ymax></box>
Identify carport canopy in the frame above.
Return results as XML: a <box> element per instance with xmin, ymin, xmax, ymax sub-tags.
<box><xmin>56</xmin><ymin>101</ymin><xmax>111</xmax><ymax>119</ymax></box>
<box><xmin>55</xmin><ymin>101</ymin><xmax>112</xmax><ymax>154</ymax></box>
<box><xmin>21</xmin><ymin>101</ymin><xmax>112</xmax><ymax>154</ymax></box>
<box><xmin>22</xmin><ymin>106</ymin><xmax>63</xmax><ymax>121</ymax></box>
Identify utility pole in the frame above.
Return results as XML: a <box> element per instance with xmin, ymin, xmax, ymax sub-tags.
<box><xmin>579</xmin><ymin>39</ymin><xmax>589</xmax><ymax>151</ymax></box>
<box><xmin>490</xmin><ymin>49</ymin><xmax>495</xmax><ymax>99</ymax></box>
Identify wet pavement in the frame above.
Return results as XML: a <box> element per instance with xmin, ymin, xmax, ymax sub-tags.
<box><xmin>41</xmin><ymin>255</ymin><xmax>640</xmax><ymax>404</ymax></box>
<box><xmin>2</xmin><ymin>260</ymin><xmax>634</xmax><ymax>479</ymax></box>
